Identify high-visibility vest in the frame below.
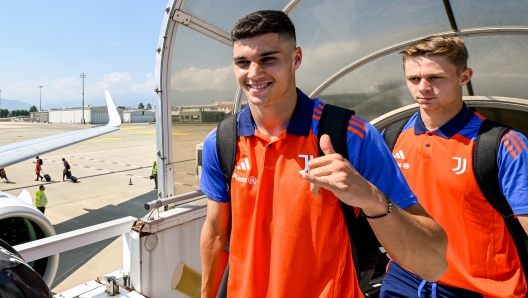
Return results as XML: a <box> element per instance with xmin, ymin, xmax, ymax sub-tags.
<box><xmin>152</xmin><ymin>164</ymin><xmax>158</xmax><ymax>174</ymax></box>
<box><xmin>35</xmin><ymin>191</ymin><xmax>48</xmax><ymax>207</ymax></box>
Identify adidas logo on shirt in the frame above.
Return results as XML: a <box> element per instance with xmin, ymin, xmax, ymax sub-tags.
<box><xmin>393</xmin><ymin>150</ymin><xmax>405</xmax><ymax>160</ymax></box>
<box><xmin>236</xmin><ymin>158</ymin><xmax>251</xmax><ymax>170</ymax></box>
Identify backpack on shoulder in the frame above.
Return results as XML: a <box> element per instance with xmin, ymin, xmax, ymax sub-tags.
<box><xmin>214</xmin><ymin>104</ymin><xmax>383</xmax><ymax>297</ymax></box>
<box><xmin>383</xmin><ymin>117</ymin><xmax>528</xmax><ymax>285</ymax></box>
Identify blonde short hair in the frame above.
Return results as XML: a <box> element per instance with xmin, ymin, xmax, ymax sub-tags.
<box><xmin>401</xmin><ymin>36</ymin><xmax>468</xmax><ymax>73</ymax></box>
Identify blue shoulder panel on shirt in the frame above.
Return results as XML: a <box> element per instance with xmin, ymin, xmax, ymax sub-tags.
<box><xmin>200</xmin><ymin>129</ymin><xmax>230</xmax><ymax>202</ymax></box>
<box><xmin>350</xmin><ymin>115</ymin><xmax>418</xmax><ymax>209</ymax></box>
<box><xmin>498</xmin><ymin>129</ymin><xmax>528</xmax><ymax>215</ymax></box>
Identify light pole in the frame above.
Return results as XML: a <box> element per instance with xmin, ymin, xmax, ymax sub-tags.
<box><xmin>80</xmin><ymin>73</ymin><xmax>86</xmax><ymax>124</ymax></box>
<box><xmin>38</xmin><ymin>86</ymin><xmax>43</xmax><ymax>111</ymax></box>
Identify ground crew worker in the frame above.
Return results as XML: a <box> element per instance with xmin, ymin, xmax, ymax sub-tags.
<box><xmin>35</xmin><ymin>185</ymin><xmax>48</xmax><ymax>214</ymax></box>
<box><xmin>34</xmin><ymin>157</ymin><xmax>43</xmax><ymax>181</ymax></box>
<box><xmin>0</xmin><ymin>168</ymin><xmax>8</xmax><ymax>182</ymax></box>
<box><xmin>62</xmin><ymin>158</ymin><xmax>71</xmax><ymax>181</ymax></box>
<box><xmin>152</xmin><ymin>161</ymin><xmax>158</xmax><ymax>189</ymax></box>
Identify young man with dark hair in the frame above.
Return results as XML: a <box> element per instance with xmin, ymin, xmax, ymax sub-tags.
<box><xmin>200</xmin><ymin>11</ymin><xmax>448</xmax><ymax>297</ymax></box>
<box><xmin>380</xmin><ymin>36</ymin><xmax>528</xmax><ymax>297</ymax></box>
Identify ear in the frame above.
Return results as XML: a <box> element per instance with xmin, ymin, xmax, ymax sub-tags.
<box><xmin>459</xmin><ymin>68</ymin><xmax>473</xmax><ymax>86</ymax></box>
<box><xmin>292</xmin><ymin>47</ymin><xmax>302</xmax><ymax>70</ymax></box>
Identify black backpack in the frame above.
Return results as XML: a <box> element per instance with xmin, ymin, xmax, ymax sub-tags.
<box><xmin>38</xmin><ymin>159</ymin><xmax>43</xmax><ymax>165</ymax></box>
<box><xmin>383</xmin><ymin>116</ymin><xmax>528</xmax><ymax>285</ymax></box>
<box><xmin>215</xmin><ymin>104</ymin><xmax>382</xmax><ymax>297</ymax></box>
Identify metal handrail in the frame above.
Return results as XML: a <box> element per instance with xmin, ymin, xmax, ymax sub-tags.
<box><xmin>144</xmin><ymin>190</ymin><xmax>205</xmax><ymax>210</ymax></box>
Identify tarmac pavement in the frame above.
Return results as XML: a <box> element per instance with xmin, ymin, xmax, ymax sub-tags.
<box><xmin>0</xmin><ymin>121</ymin><xmax>215</xmax><ymax>293</ymax></box>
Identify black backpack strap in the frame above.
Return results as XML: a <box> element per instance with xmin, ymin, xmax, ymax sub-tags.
<box><xmin>382</xmin><ymin>117</ymin><xmax>411</xmax><ymax>152</ymax></box>
<box><xmin>215</xmin><ymin>115</ymin><xmax>237</xmax><ymax>298</ymax></box>
<box><xmin>318</xmin><ymin>104</ymin><xmax>380</xmax><ymax>290</ymax></box>
<box><xmin>318</xmin><ymin>104</ymin><xmax>353</xmax><ymax>159</ymax></box>
<box><xmin>474</xmin><ymin>119</ymin><xmax>528</xmax><ymax>284</ymax></box>
<box><xmin>216</xmin><ymin>114</ymin><xmax>238</xmax><ymax>192</ymax></box>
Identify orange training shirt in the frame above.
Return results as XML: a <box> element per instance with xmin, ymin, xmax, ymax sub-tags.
<box><xmin>201</xmin><ymin>89</ymin><xmax>418</xmax><ymax>297</ymax></box>
<box><xmin>390</xmin><ymin>106</ymin><xmax>528</xmax><ymax>297</ymax></box>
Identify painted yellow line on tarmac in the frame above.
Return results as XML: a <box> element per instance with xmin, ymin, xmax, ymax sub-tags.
<box><xmin>119</xmin><ymin>127</ymin><xmax>141</xmax><ymax>130</ymax></box>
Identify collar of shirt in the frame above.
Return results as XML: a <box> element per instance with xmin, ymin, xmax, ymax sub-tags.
<box><xmin>237</xmin><ymin>88</ymin><xmax>314</xmax><ymax>137</ymax></box>
<box><xmin>414</xmin><ymin>103</ymin><xmax>474</xmax><ymax>139</ymax></box>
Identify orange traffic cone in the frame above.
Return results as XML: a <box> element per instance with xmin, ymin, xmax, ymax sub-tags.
<box><xmin>129</xmin><ymin>178</ymin><xmax>133</xmax><ymax>185</ymax></box>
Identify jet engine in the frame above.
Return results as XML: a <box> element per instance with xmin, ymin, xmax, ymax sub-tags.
<box><xmin>0</xmin><ymin>190</ymin><xmax>58</xmax><ymax>286</ymax></box>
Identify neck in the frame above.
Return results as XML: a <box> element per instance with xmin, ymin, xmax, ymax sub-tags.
<box><xmin>420</xmin><ymin>101</ymin><xmax>464</xmax><ymax>131</ymax></box>
<box><xmin>250</xmin><ymin>88</ymin><xmax>298</xmax><ymax>139</ymax></box>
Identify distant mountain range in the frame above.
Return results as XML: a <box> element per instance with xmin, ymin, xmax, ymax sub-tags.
<box><xmin>0</xmin><ymin>98</ymin><xmax>33</xmax><ymax>110</ymax></box>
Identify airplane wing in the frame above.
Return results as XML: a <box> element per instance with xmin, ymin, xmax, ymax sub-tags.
<box><xmin>0</xmin><ymin>90</ymin><xmax>122</xmax><ymax>168</ymax></box>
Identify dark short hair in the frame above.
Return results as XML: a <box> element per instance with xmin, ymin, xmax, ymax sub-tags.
<box><xmin>62</xmin><ymin>158</ymin><xmax>65</xmax><ymax>161</ymax></box>
<box><xmin>232</xmin><ymin>10</ymin><xmax>296</xmax><ymax>44</ymax></box>
<box><xmin>36</xmin><ymin>156</ymin><xmax>39</xmax><ymax>158</ymax></box>
<box><xmin>401</xmin><ymin>36</ymin><xmax>468</xmax><ymax>73</ymax></box>
<box><xmin>39</xmin><ymin>185</ymin><xmax>45</xmax><ymax>190</ymax></box>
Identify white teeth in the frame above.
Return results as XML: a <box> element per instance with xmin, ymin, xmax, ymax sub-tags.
<box><xmin>250</xmin><ymin>83</ymin><xmax>269</xmax><ymax>89</ymax></box>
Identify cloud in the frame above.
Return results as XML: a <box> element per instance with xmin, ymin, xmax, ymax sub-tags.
<box><xmin>7</xmin><ymin>78</ymin><xmax>81</xmax><ymax>103</ymax></box>
<box><xmin>3</xmin><ymin>71</ymin><xmax>160</xmax><ymax>105</ymax></box>
<box><xmin>170</xmin><ymin>65</ymin><xmax>237</xmax><ymax>92</ymax></box>
<box><xmin>93</xmin><ymin>72</ymin><xmax>132</xmax><ymax>93</ymax></box>
<box><xmin>131</xmin><ymin>73</ymin><xmax>155</xmax><ymax>93</ymax></box>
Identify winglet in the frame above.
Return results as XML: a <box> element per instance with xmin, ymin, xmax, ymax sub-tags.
<box><xmin>18</xmin><ymin>189</ymin><xmax>34</xmax><ymax>206</ymax></box>
<box><xmin>105</xmin><ymin>90</ymin><xmax>122</xmax><ymax>127</ymax></box>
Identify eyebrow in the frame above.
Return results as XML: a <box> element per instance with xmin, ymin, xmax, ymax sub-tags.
<box><xmin>233</xmin><ymin>50</ymin><xmax>281</xmax><ymax>61</ymax></box>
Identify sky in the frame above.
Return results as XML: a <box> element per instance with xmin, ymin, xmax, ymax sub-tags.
<box><xmin>3</xmin><ymin>1</ymin><xmax>524</xmax><ymax>111</ymax></box>
<box><xmin>0</xmin><ymin>1</ymin><xmax>168</xmax><ymax>107</ymax></box>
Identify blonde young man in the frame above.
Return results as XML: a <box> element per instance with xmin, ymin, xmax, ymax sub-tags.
<box><xmin>199</xmin><ymin>11</ymin><xmax>447</xmax><ymax>298</ymax></box>
<box><xmin>380</xmin><ymin>36</ymin><xmax>528</xmax><ymax>297</ymax></box>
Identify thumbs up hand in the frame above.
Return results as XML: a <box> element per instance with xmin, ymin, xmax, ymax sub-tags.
<box><xmin>301</xmin><ymin>134</ymin><xmax>380</xmax><ymax>209</ymax></box>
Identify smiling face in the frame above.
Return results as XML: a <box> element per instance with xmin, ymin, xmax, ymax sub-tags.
<box><xmin>233</xmin><ymin>33</ymin><xmax>302</xmax><ymax>109</ymax></box>
<box><xmin>404</xmin><ymin>55</ymin><xmax>472</xmax><ymax>114</ymax></box>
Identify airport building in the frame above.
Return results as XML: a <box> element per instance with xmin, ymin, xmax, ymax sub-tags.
<box><xmin>123</xmin><ymin>109</ymin><xmax>156</xmax><ymax>123</ymax></box>
<box><xmin>30</xmin><ymin>111</ymin><xmax>49</xmax><ymax>123</ymax></box>
<box><xmin>170</xmin><ymin>101</ymin><xmax>246</xmax><ymax>123</ymax></box>
<box><xmin>48</xmin><ymin>106</ymin><xmax>124</xmax><ymax>124</ymax></box>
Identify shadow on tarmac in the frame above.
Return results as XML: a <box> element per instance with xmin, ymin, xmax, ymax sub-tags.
<box><xmin>50</xmin><ymin>189</ymin><xmax>157</xmax><ymax>290</ymax></box>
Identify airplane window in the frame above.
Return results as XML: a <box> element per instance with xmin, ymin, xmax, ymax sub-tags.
<box><xmin>169</xmin><ymin>25</ymin><xmax>236</xmax><ymax>196</ymax></box>
<box><xmin>289</xmin><ymin>0</ymin><xmax>451</xmax><ymax>95</ymax></box>
<box><xmin>450</xmin><ymin>0</ymin><xmax>528</xmax><ymax>29</ymax></box>
<box><xmin>182</xmin><ymin>0</ymin><xmax>289</xmax><ymax>33</ymax></box>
